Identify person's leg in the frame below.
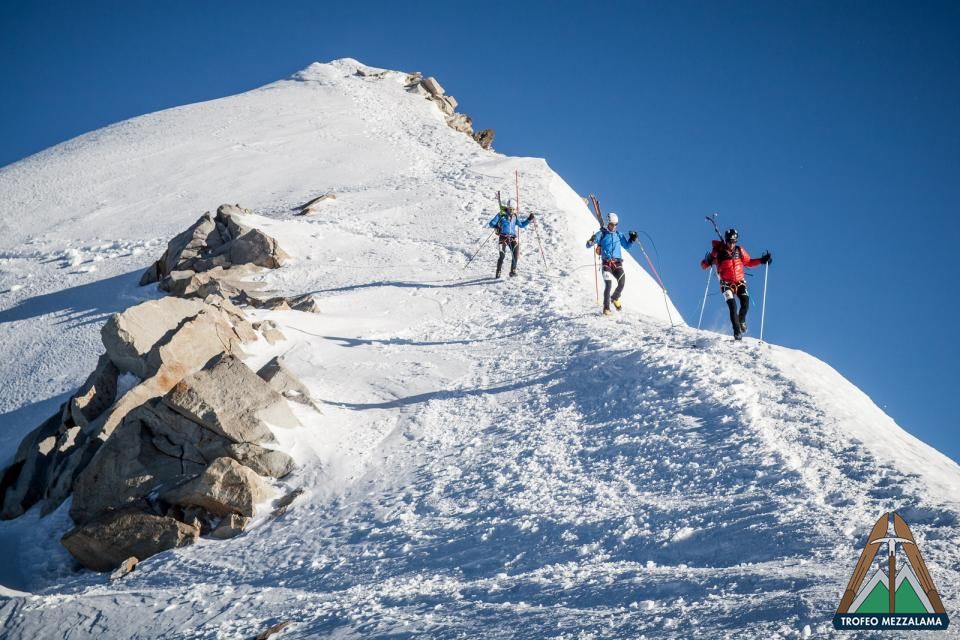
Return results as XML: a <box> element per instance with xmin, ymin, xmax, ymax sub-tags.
<box><xmin>737</xmin><ymin>284</ymin><xmax>750</xmax><ymax>331</ymax></box>
<box><xmin>603</xmin><ymin>269</ymin><xmax>614</xmax><ymax>312</ymax></box>
<box><xmin>611</xmin><ymin>265</ymin><xmax>626</xmax><ymax>302</ymax></box>
<box><xmin>509</xmin><ymin>239</ymin><xmax>519</xmax><ymax>275</ymax></box>
<box><xmin>722</xmin><ymin>284</ymin><xmax>741</xmax><ymax>337</ymax></box>
<box><xmin>496</xmin><ymin>240</ymin><xmax>506</xmax><ymax>277</ymax></box>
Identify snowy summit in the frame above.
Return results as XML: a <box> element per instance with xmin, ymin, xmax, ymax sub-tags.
<box><xmin>0</xmin><ymin>58</ymin><xmax>958</xmax><ymax>638</ymax></box>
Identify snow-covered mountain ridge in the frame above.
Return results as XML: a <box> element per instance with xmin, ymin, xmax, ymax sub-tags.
<box><xmin>1</xmin><ymin>59</ymin><xmax>958</xmax><ymax>638</ymax></box>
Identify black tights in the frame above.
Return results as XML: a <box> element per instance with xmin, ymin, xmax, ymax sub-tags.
<box><xmin>722</xmin><ymin>281</ymin><xmax>750</xmax><ymax>336</ymax></box>
<box><xmin>603</xmin><ymin>263</ymin><xmax>625</xmax><ymax>311</ymax></box>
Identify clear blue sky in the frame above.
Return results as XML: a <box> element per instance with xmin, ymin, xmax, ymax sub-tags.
<box><xmin>2</xmin><ymin>1</ymin><xmax>958</xmax><ymax>461</ymax></box>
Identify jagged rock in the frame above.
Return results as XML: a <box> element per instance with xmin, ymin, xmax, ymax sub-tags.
<box><xmin>139</xmin><ymin>205</ymin><xmax>286</xmax><ymax>286</ymax></box>
<box><xmin>162</xmin><ymin>353</ymin><xmax>298</xmax><ymax>445</ymax></box>
<box><xmin>0</xmin><ymin>353</ymin><xmax>117</xmax><ymax>517</ymax></box>
<box><xmin>404</xmin><ymin>72</ymin><xmax>423</xmax><ymax>87</ymax></box>
<box><xmin>433</xmin><ymin>95</ymin><xmax>456</xmax><ymax>116</ymax></box>
<box><xmin>225</xmin><ymin>443</ymin><xmax>296</xmax><ymax>479</ymax></box>
<box><xmin>61</xmin><ymin>508</ymin><xmax>198</xmax><ymax>572</ymax></box>
<box><xmin>227</xmin><ymin>229</ymin><xmax>289</xmax><ymax>269</ymax></box>
<box><xmin>293</xmin><ymin>296</ymin><xmax>320</xmax><ymax>314</ymax></box>
<box><xmin>446</xmin><ymin>113</ymin><xmax>474</xmax><ymax>135</ymax></box>
<box><xmin>256</xmin><ymin>356</ymin><xmax>315</xmax><ymax>408</ymax></box>
<box><xmin>256</xmin><ymin>621</ymin><xmax>293</xmax><ymax>640</ymax></box>
<box><xmin>293</xmin><ymin>194</ymin><xmax>336</xmax><ymax>215</ymax></box>
<box><xmin>208</xmin><ymin>513</ymin><xmax>250</xmax><ymax>540</ymax></box>
<box><xmin>162</xmin><ymin>457</ymin><xmax>273</xmax><ymax>518</ymax></box>
<box><xmin>473</xmin><ymin>128</ymin><xmax>495</xmax><ymax>150</ymax></box>
<box><xmin>109</xmin><ymin>556</ymin><xmax>139</xmax><ymax>581</ymax></box>
<box><xmin>101</xmin><ymin>297</ymin><xmax>207</xmax><ymax>378</ymax></box>
<box><xmin>68</xmin><ymin>354</ymin><xmax>119</xmax><ymax>429</ymax></box>
<box><xmin>69</xmin><ymin>402</ymin><xmax>210</xmax><ymax>524</ymax></box>
<box><xmin>143</xmin><ymin>308</ymin><xmax>251</xmax><ymax>386</ymax></box>
<box><xmin>156</xmin><ymin>213</ymin><xmax>224</xmax><ymax>278</ymax></box>
<box><xmin>421</xmin><ymin>76</ymin><xmax>445</xmax><ymax>96</ymax></box>
<box><xmin>139</xmin><ymin>262</ymin><xmax>161</xmax><ymax>286</ymax></box>
<box><xmin>217</xmin><ymin>204</ymin><xmax>254</xmax><ymax>230</ymax></box>
<box><xmin>253</xmin><ymin>320</ymin><xmax>286</xmax><ymax>345</ymax></box>
<box><xmin>0</xmin><ymin>409</ymin><xmax>64</xmax><ymax>519</ymax></box>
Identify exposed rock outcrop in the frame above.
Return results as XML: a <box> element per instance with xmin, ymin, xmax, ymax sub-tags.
<box><xmin>162</xmin><ymin>457</ymin><xmax>273</xmax><ymax>518</ymax></box>
<box><xmin>293</xmin><ymin>193</ymin><xmax>336</xmax><ymax>216</ymax></box>
<box><xmin>162</xmin><ymin>353</ymin><xmax>299</xmax><ymax>444</ymax></box>
<box><xmin>139</xmin><ymin>204</ymin><xmax>288</xmax><ymax>288</ymax></box>
<box><xmin>61</xmin><ymin>509</ymin><xmax>199</xmax><ymax>572</ymax></box>
<box><xmin>0</xmin><ymin>207</ymin><xmax>317</xmax><ymax>571</ymax></box>
<box><xmin>405</xmin><ymin>73</ymin><xmax>494</xmax><ymax>148</ymax></box>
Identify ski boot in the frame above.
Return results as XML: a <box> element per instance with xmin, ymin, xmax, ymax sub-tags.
<box><xmin>509</xmin><ymin>270</ymin><xmax>517</xmax><ymax>277</ymax></box>
<box><xmin>612</xmin><ymin>299</ymin><xmax>622</xmax><ymax>311</ymax></box>
<box><xmin>603</xmin><ymin>308</ymin><xmax>612</xmax><ymax>316</ymax></box>
<box><xmin>495</xmin><ymin>268</ymin><xmax>502</xmax><ymax>279</ymax></box>
<box><xmin>739</xmin><ymin>316</ymin><xmax>747</xmax><ymax>333</ymax></box>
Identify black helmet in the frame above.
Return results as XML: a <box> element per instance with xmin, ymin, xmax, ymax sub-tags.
<box><xmin>724</xmin><ymin>228</ymin><xmax>739</xmax><ymax>243</ymax></box>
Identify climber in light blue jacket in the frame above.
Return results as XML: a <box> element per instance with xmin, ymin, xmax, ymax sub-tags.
<box><xmin>488</xmin><ymin>198</ymin><xmax>535</xmax><ymax>278</ymax></box>
<box><xmin>586</xmin><ymin>212</ymin><xmax>638</xmax><ymax>315</ymax></box>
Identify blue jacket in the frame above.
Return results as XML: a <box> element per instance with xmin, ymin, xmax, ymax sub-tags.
<box><xmin>587</xmin><ymin>227</ymin><xmax>633</xmax><ymax>260</ymax></box>
<box><xmin>489</xmin><ymin>212</ymin><xmax>531</xmax><ymax>236</ymax></box>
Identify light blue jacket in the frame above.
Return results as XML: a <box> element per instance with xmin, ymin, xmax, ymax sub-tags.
<box><xmin>489</xmin><ymin>212</ymin><xmax>531</xmax><ymax>236</ymax></box>
<box><xmin>587</xmin><ymin>228</ymin><xmax>633</xmax><ymax>260</ymax></box>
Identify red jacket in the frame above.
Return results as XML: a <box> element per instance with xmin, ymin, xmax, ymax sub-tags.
<box><xmin>701</xmin><ymin>240</ymin><xmax>762</xmax><ymax>284</ymax></box>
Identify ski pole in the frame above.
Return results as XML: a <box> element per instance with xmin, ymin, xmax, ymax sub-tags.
<box><xmin>593</xmin><ymin>249</ymin><xmax>600</xmax><ymax>305</ymax></box>
<box><xmin>697</xmin><ymin>267</ymin><xmax>713</xmax><ymax>330</ymax></box>
<box><xmin>706</xmin><ymin>212</ymin><xmax>723</xmax><ymax>241</ymax></box>
<box><xmin>533</xmin><ymin>219</ymin><xmax>548</xmax><ymax>268</ymax></box>
<box><xmin>759</xmin><ymin>262</ymin><xmax>769</xmax><ymax>342</ymax></box>
<box><xmin>463</xmin><ymin>229</ymin><xmax>496</xmax><ymax>270</ymax></box>
<box><xmin>515</xmin><ymin>170</ymin><xmax>521</xmax><ymax>255</ymax></box>
<box><xmin>634</xmin><ymin>241</ymin><xmax>674</xmax><ymax>327</ymax></box>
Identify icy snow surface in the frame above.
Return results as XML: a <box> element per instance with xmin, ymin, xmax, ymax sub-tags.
<box><xmin>1</xmin><ymin>59</ymin><xmax>959</xmax><ymax>639</ymax></box>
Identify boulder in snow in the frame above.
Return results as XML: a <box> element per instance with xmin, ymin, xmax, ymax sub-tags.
<box><xmin>208</xmin><ymin>513</ymin><xmax>250</xmax><ymax>540</ymax></box>
<box><xmin>162</xmin><ymin>353</ymin><xmax>298</xmax><ymax>444</ymax></box>
<box><xmin>446</xmin><ymin>113</ymin><xmax>474</xmax><ymax>135</ymax></box>
<box><xmin>140</xmin><ymin>205</ymin><xmax>288</xmax><ymax>287</ymax></box>
<box><xmin>473</xmin><ymin>128</ymin><xmax>495</xmax><ymax>150</ymax></box>
<box><xmin>420</xmin><ymin>76</ymin><xmax>445</xmax><ymax>96</ymax></box>
<box><xmin>61</xmin><ymin>508</ymin><xmax>198</xmax><ymax>572</ymax></box>
<box><xmin>256</xmin><ymin>356</ymin><xmax>317</xmax><ymax>409</ymax></box>
<box><xmin>101</xmin><ymin>297</ymin><xmax>207</xmax><ymax>378</ymax></box>
<box><xmin>109</xmin><ymin>556</ymin><xmax>139</xmax><ymax>581</ymax></box>
<box><xmin>223</xmin><ymin>442</ymin><xmax>296</xmax><ymax>479</ymax></box>
<box><xmin>162</xmin><ymin>457</ymin><xmax>273</xmax><ymax>518</ymax></box>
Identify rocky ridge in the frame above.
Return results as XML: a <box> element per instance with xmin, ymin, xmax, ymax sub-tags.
<box><xmin>0</xmin><ymin>205</ymin><xmax>318</xmax><ymax>571</ymax></box>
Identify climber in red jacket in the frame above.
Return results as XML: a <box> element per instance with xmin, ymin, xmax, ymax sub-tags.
<box><xmin>701</xmin><ymin>228</ymin><xmax>771</xmax><ymax>340</ymax></box>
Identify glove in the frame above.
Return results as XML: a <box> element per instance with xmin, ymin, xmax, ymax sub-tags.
<box><xmin>527</xmin><ymin>213</ymin><xmax>536</xmax><ymax>222</ymax></box>
<box><xmin>761</xmin><ymin>251</ymin><xmax>772</xmax><ymax>265</ymax></box>
<box><xmin>628</xmin><ymin>231</ymin><xmax>638</xmax><ymax>243</ymax></box>
<box><xmin>704</xmin><ymin>253</ymin><xmax>715</xmax><ymax>266</ymax></box>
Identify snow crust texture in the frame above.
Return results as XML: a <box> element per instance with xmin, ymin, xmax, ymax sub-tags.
<box><xmin>1</xmin><ymin>58</ymin><xmax>959</xmax><ymax>639</ymax></box>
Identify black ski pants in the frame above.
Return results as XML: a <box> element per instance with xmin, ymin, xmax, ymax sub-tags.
<box><xmin>721</xmin><ymin>280</ymin><xmax>749</xmax><ymax>336</ymax></box>
<box><xmin>497</xmin><ymin>235</ymin><xmax>519</xmax><ymax>274</ymax></box>
<box><xmin>602</xmin><ymin>259</ymin><xmax>625</xmax><ymax>311</ymax></box>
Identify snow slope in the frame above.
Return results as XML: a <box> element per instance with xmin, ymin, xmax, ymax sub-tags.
<box><xmin>1</xmin><ymin>59</ymin><xmax>959</xmax><ymax>639</ymax></box>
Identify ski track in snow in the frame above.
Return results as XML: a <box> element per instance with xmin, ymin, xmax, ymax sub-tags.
<box><xmin>1</xmin><ymin>59</ymin><xmax>959</xmax><ymax>639</ymax></box>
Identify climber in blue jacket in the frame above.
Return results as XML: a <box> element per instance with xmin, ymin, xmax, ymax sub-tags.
<box><xmin>489</xmin><ymin>198</ymin><xmax>535</xmax><ymax>278</ymax></box>
<box><xmin>586</xmin><ymin>212</ymin><xmax>638</xmax><ymax>315</ymax></box>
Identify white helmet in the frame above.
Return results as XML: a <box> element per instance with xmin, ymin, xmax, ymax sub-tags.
<box><xmin>607</xmin><ymin>212</ymin><xmax>619</xmax><ymax>225</ymax></box>
<box><xmin>505</xmin><ymin>198</ymin><xmax>515</xmax><ymax>210</ymax></box>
